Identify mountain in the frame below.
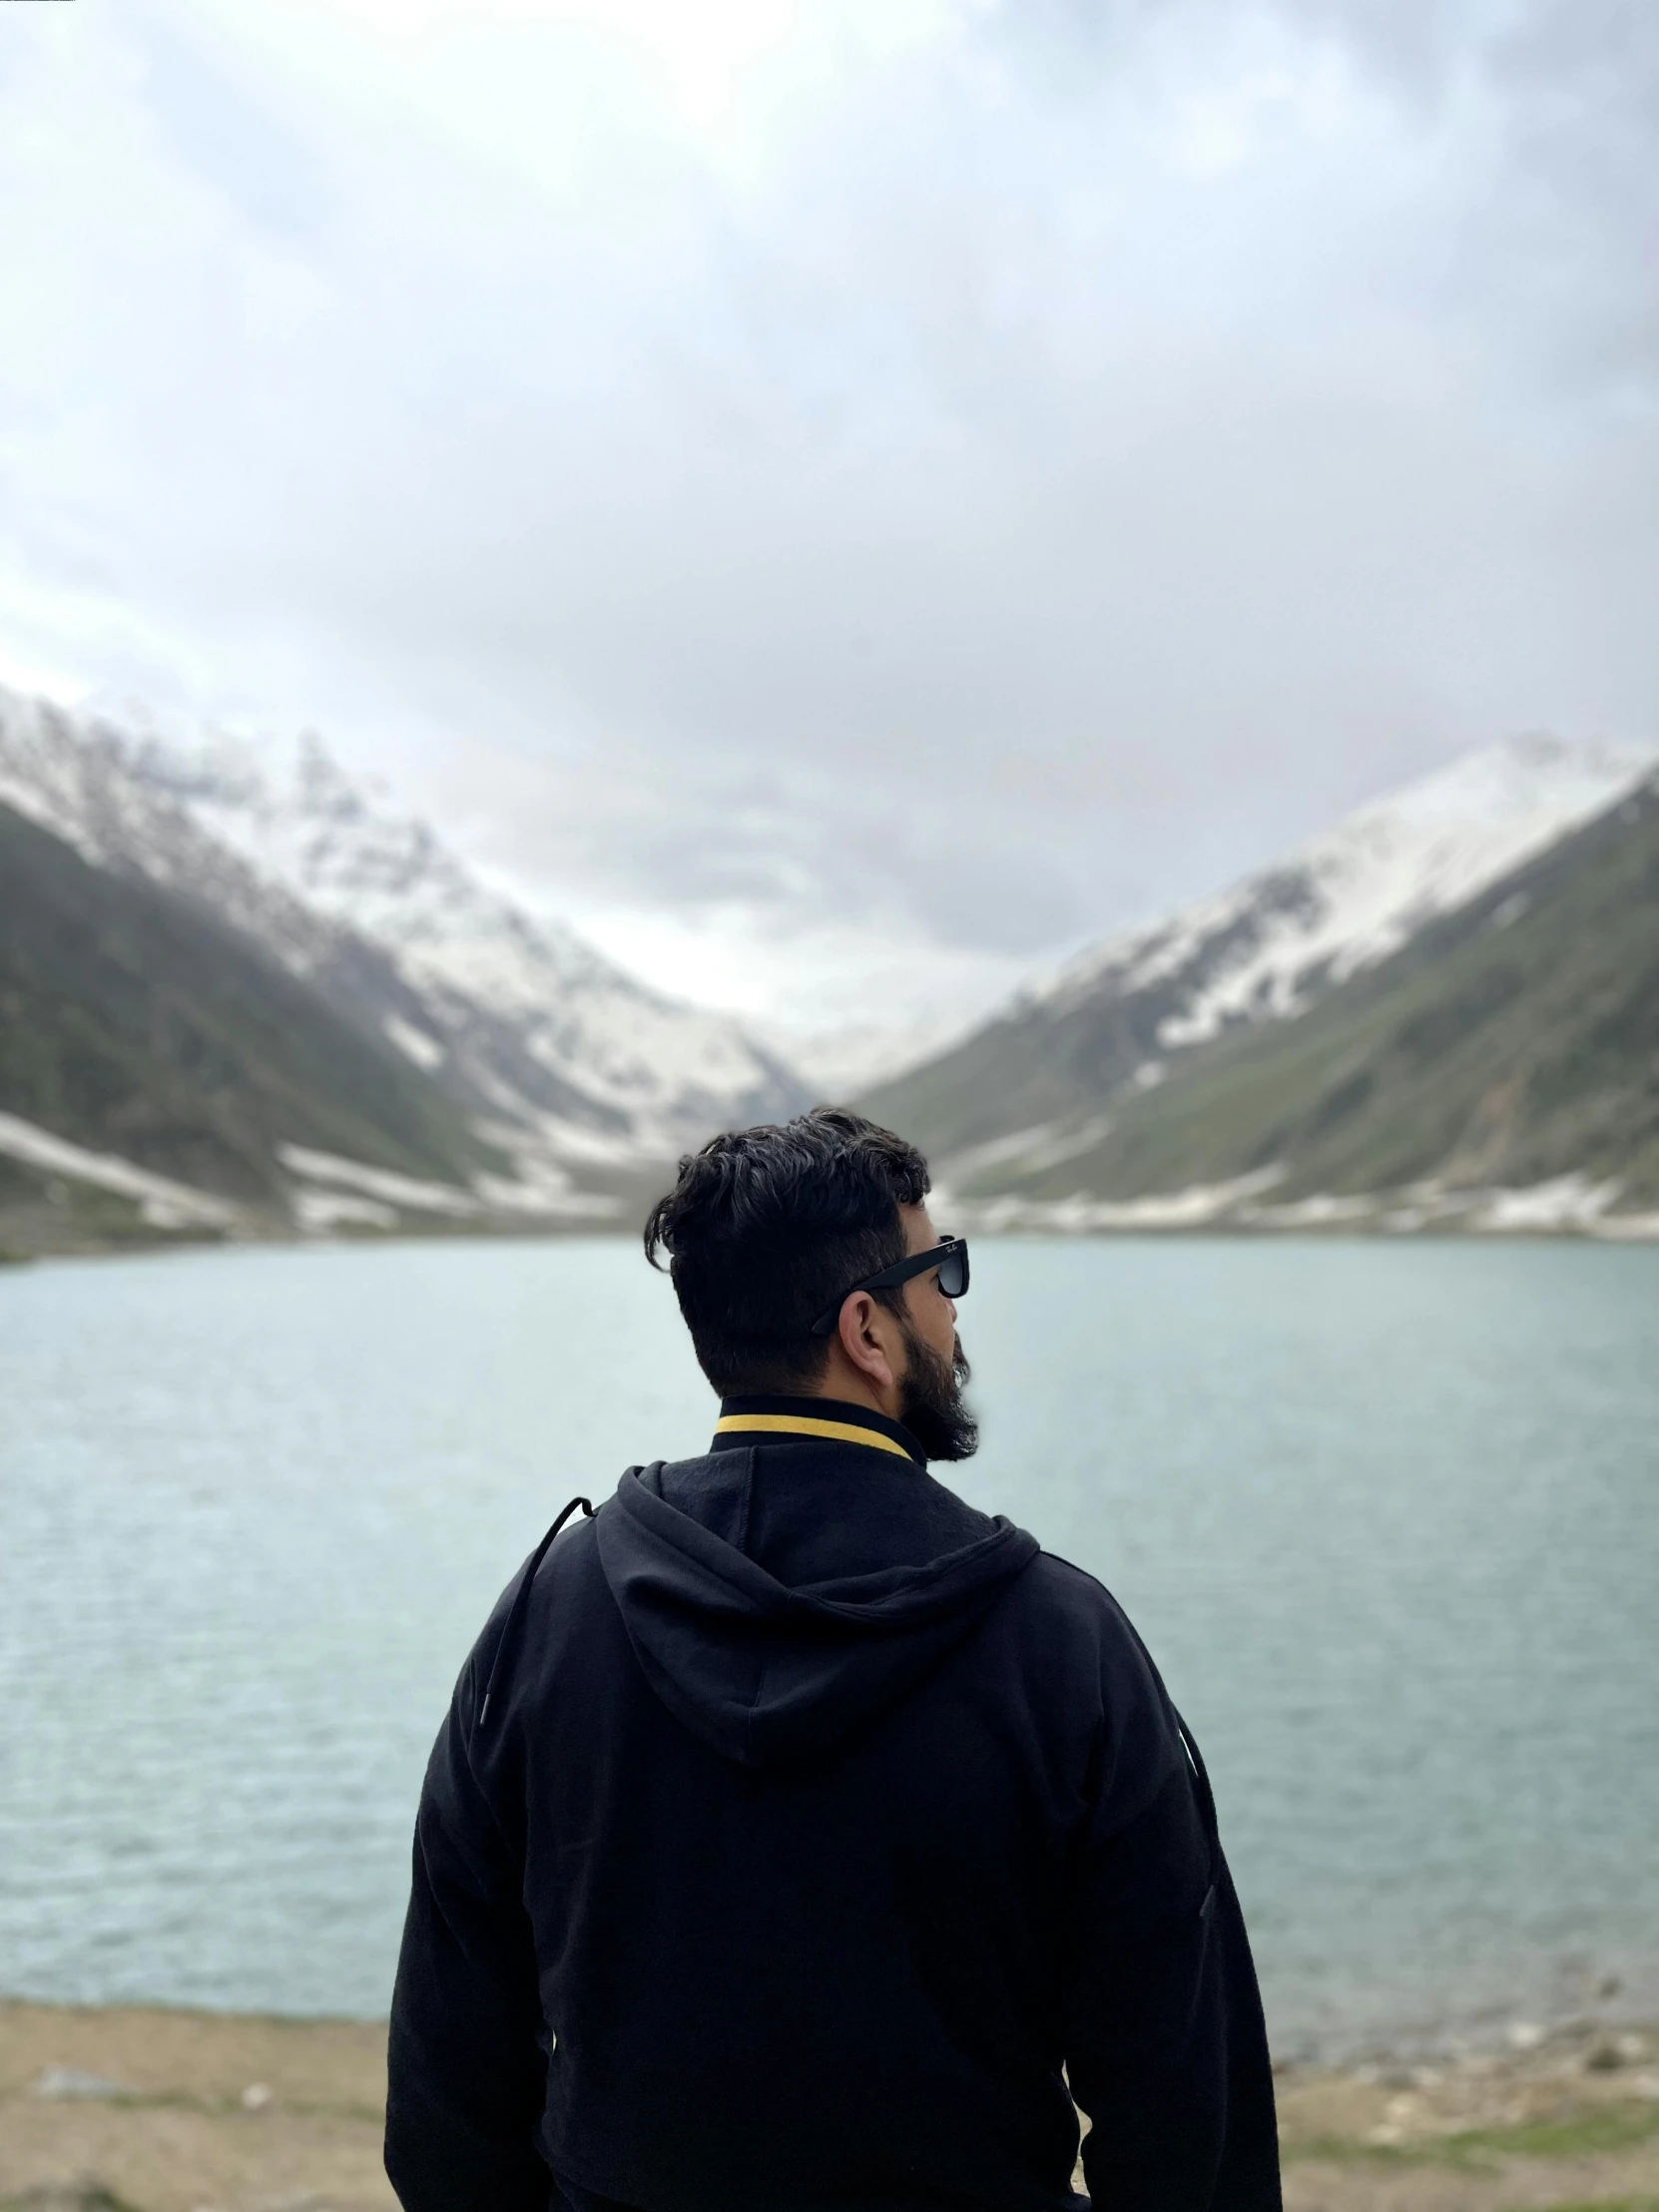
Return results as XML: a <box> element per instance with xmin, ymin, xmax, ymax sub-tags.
<box><xmin>125</xmin><ymin>727</ymin><xmax>808</xmax><ymax>1156</ymax></box>
<box><xmin>862</xmin><ymin>736</ymin><xmax>1659</xmax><ymax>1234</ymax></box>
<box><xmin>0</xmin><ymin>685</ymin><xmax>811</xmax><ymax>1245</ymax></box>
<box><xmin>0</xmin><ymin>796</ymin><xmax>531</xmax><ymax>1253</ymax></box>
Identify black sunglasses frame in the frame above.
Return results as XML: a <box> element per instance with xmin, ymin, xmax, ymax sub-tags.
<box><xmin>809</xmin><ymin>1236</ymin><xmax>969</xmax><ymax>1338</ymax></box>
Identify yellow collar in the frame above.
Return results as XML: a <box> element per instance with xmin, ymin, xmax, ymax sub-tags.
<box><xmin>713</xmin><ymin>1411</ymin><xmax>914</xmax><ymax>1461</ymax></box>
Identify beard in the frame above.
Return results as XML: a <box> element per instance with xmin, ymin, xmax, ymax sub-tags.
<box><xmin>897</xmin><ymin>1322</ymin><xmax>979</xmax><ymax>1462</ymax></box>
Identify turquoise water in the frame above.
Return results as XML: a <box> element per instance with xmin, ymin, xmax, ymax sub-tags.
<box><xmin>0</xmin><ymin>1236</ymin><xmax>1655</xmax><ymax>2057</ymax></box>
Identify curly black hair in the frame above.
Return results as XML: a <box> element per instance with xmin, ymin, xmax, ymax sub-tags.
<box><xmin>644</xmin><ymin>1106</ymin><xmax>930</xmax><ymax>1395</ymax></box>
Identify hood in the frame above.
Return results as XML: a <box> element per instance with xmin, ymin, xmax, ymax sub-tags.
<box><xmin>594</xmin><ymin>1454</ymin><xmax>1039</xmax><ymax>1769</ymax></box>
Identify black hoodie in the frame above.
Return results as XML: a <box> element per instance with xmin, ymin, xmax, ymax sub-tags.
<box><xmin>385</xmin><ymin>1400</ymin><xmax>1280</xmax><ymax>2212</ymax></box>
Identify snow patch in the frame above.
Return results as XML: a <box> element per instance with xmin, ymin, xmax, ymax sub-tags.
<box><xmin>950</xmin><ymin>1169</ymin><xmax>1654</xmax><ymax>1237</ymax></box>
<box><xmin>1465</xmin><ymin>1174</ymin><xmax>1623</xmax><ymax>1232</ymax></box>
<box><xmin>957</xmin><ymin>1168</ymin><xmax>1286</xmax><ymax>1232</ymax></box>
<box><xmin>934</xmin><ymin>1114</ymin><xmax>1118</xmax><ymax>1196</ymax></box>
<box><xmin>1593</xmin><ymin>1210</ymin><xmax>1659</xmax><ymax>1241</ymax></box>
<box><xmin>293</xmin><ymin>1190</ymin><xmax>399</xmax><ymax>1233</ymax></box>
<box><xmin>471</xmin><ymin>1173</ymin><xmax>622</xmax><ymax>1221</ymax></box>
<box><xmin>487</xmin><ymin>1114</ymin><xmax>663</xmax><ymax>1170</ymax></box>
<box><xmin>1241</xmin><ymin>1193</ymin><xmax>1382</xmax><ymax>1227</ymax></box>
<box><xmin>276</xmin><ymin>1143</ymin><xmax>482</xmax><ymax>1217</ymax></box>
<box><xmin>277</xmin><ymin>1139</ymin><xmax>622</xmax><ymax>1222</ymax></box>
<box><xmin>0</xmin><ymin>1111</ymin><xmax>242</xmax><ymax>1229</ymax></box>
<box><xmin>383</xmin><ymin>1013</ymin><xmax>445</xmax><ymax>1069</ymax></box>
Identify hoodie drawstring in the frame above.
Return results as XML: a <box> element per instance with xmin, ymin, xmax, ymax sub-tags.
<box><xmin>477</xmin><ymin>1494</ymin><xmax>594</xmax><ymax>1729</ymax></box>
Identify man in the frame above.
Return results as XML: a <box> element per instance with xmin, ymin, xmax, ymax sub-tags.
<box><xmin>386</xmin><ymin>1106</ymin><xmax>1280</xmax><ymax>2212</ymax></box>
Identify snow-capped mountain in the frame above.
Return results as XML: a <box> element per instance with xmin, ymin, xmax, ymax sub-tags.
<box><xmin>917</xmin><ymin>759</ymin><xmax>1659</xmax><ymax>1231</ymax></box>
<box><xmin>863</xmin><ymin>731</ymin><xmax>1659</xmax><ymax>1167</ymax></box>
<box><xmin>1041</xmin><ymin>732</ymin><xmax>1658</xmax><ymax>1044</ymax></box>
<box><xmin>0</xmin><ymin>685</ymin><xmax>809</xmax><ymax>1172</ymax></box>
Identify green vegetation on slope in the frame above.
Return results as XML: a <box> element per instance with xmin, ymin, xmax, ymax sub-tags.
<box><xmin>858</xmin><ymin>944</ymin><xmax>1176</xmax><ymax>1163</ymax></box>
<box><xmin>0</xmin><ymin>800</ymin><xmax>507</xmax><ymax>1213</ymax></box>
<box><xmin>874</xmin><ymin>778</ymin><xmax>1659</xmax><ymax>1213</ymax></box>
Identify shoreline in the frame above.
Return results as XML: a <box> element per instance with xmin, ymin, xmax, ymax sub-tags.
<box><xmin>4</xmin><ymin>1999</ymin><xmax>1657</xmax><ymax>2212</ymax></box>
<box><xmin>7</xmin><ymin>1218</ymin><xmax>1659</xmax><ymax>1271</ymax></box>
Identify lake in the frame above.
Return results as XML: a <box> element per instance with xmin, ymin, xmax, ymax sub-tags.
<box><xmin>1</xmin><ymin>1235</ymin><xmax>1655</xmax><ymax>2060</ymax></box>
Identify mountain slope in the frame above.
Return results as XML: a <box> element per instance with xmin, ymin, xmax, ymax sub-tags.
<box><xmin>863</xmin><ymin>734</ymin><xmax>1655</xmax><ymax>1160</ymax></box>
<box><xmin>0</xmin><ymin>799</ymin><xmax>519</xmax><ymax>1250</ymax></box>
<box><xmin>922</xmin><ymin>771</ymin><xmax>1659</xmax><ymax>1230</ymax></box>
<box><xmin>0</xmin><ymin>687</ymin><xmax>810</xmax><ymax>1179</ymax></box>
<box><xmin>136</xmin><ymin>730</ymin><xmax>810</xmax><ymax>1151</ymax></box>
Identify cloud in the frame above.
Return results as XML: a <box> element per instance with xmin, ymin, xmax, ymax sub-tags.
<box><xmin>0</xmin><ymin>0</ymin><xmax>1654</xmax><ymax>1044</ymax></box>
<box><xmin>138</xmin><ymin>15</ymin><xmax>333</xmax><ymax>237</ymax></box>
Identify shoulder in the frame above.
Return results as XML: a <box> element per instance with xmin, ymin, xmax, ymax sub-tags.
<box><xmin>1001</xmin><ymin>1547</ymin><xmax>1179</xmax><ymax>1718</ymax></box>
<box><xmin>1013</xmin><ymin>1545</ymin><xmax>1145</xmax><ymax>1643</ymax></box>
<box><xmin>1007</xmin><ymin>1552</ymin><xmax>1192</xmax><ymax>1811</ymax></box>
<box><xmin>468</xmin><ymin>1498</ymin><xmax>609</xmax><ymax>1680</ymax></box>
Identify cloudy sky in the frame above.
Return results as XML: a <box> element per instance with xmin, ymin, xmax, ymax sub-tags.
<box><xmin>1</xmin><ymin>0</ymin><xmax>1655</xmax><ymax>1069</ymax></box>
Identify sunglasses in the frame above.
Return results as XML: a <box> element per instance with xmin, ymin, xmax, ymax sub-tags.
<box><xmin>810</xmin><ymin>1236</ymin><xmax>970</xmax><ymax>1338</ymax></box>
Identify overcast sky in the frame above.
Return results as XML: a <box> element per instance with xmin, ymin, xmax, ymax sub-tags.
<box><xmin>2</xmin><ymin>0</ymin><xmax>1655</xmax><ymax>1062</ymax></box>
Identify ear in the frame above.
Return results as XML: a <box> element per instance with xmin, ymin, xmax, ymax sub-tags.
<box><xmin>834</xmin><ymin>1290</ymin><xmax>903</xmax><ymax>1390</ymax></box>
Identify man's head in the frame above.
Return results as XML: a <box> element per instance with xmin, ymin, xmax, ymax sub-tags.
<box><xmin>644</xmin><ymin>1106</ymin><xmax>977</xmax><ymax>1461</ymax></box>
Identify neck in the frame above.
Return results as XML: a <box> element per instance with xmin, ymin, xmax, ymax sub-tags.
<box><xmin>798</xmin><ymin>1360</ymin><xmax>903</xmax><ymax>1425</ymax></box>
<box><xmin>713</xmin><ymin>1391</ymin><xmax>925</xmax><ymax>1465</ymax></box>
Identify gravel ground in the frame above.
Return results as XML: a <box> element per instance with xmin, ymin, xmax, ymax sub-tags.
<box><xmin>3</xmin><ymin>1998</ymin><xmax>1656</xmax><ymax>2212</ymax></box>
<box><xmin>1275</xmin><ymin>2021</ymin><xmax>1659</xmax><ymax>2212</ymax></box>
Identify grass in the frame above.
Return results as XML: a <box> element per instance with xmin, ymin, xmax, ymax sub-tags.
<box><xmin>1286</xmin><ymin>2100</ymin><xmax>1659</xmax><ymax>2170</ymax></box>
<box><xmin>1524</xmin><ymin>2199</ymin><xmax>1659</xmax><ymax>2212</ymax></box>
